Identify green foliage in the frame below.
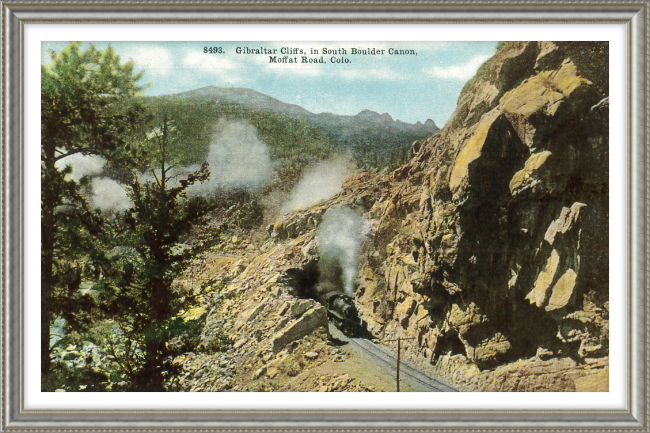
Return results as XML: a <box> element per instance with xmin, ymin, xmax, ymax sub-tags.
<box><xmin>200</xmin><ymin>332</ymin><xmax>233</xmax><ymax>354</ymax></box>
<box><xmin>165</xmin><ymin>314</ymin><xmax>209</xmax><ymax>355</ymax></box>
<box><xmin>132</xmin><ymin>99</ymin><xmax>213</xmax><ymax>167</ymax></box>
<box><xmin>95</xmin><ymin>116</ymin><xmax>211</xmax><ymax>391</ymax></box>
<box><xmin>41</xmin><ymin>42</ymin><xmax>146</xmax><ymax>163</ymax></box>
<box><xmin>41</xmin><ymin>42</ymin><xmax>145</xmax><ymax>377</ymax></box>
<box><xmin>41</xmin><ymin>363</ymin><xmax>112</xmax><ymax>393</ymax></box>
<box><xmin>139</xmin><ymin>98</ymin><xmax>334</xmax><ymax>191</ymax></box>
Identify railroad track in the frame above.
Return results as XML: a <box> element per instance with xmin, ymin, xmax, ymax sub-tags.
<box><xmin>349</xmin><ymin>337</ymin><xmax>457</xmax><ymax>392</ymax></box>
<box><xmin>329</xmin><ymin>324</ymin><xmax>456</xmax><ymax>392</ymax></box>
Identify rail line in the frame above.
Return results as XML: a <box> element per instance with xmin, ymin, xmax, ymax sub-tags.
<box><xmin>347</xmin><ymin>337</ymin><xmax>457</xmax><ymax>392</ymax></box>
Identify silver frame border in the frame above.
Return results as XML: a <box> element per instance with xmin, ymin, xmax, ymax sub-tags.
<box><xmin>1</xmin><ymin>2</ymin><xmax>646</xmax><ymax>431</ymax></box>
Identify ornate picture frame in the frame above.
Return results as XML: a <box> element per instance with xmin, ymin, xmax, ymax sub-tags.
<box><xmin>2</xmin><ymin>1</ymin><xmax>646</xmax><ymax>431</ymax></box>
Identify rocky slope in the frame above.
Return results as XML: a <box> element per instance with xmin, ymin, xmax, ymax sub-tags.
<box><xmin>168</xmin><ymin>171</ymin><xmax>390</xmax><ymax>392</ymax></box>
<box><xmin>175</xmin><ymin>41</ymin><xmax>609</xmax><ymax>392</ymax></box>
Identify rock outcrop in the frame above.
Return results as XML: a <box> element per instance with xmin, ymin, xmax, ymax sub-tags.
<box><xmin>353</xmin><ymin>41</ymin><xmax>609</xmax><ymax>390</ymax></box>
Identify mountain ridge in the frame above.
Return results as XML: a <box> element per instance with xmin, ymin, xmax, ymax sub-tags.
<box><xmin>171</xmin><ymin>85</ymin><xmax>438</xmax><ymax>132</ymax></box>
<box><xmin>166</xmin><ymin>85</ymin><xmax>439</xmax><ymax>164</ymax></box>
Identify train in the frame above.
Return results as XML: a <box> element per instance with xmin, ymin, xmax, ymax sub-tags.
<box><xmin>321</xmin><ymin>292</ymin><xmax>365</xmax><ymax>337</ymax></box>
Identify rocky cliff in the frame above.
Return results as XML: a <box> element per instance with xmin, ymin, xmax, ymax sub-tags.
<box><xmin>353</xmin><ymin>41</ymin><xmax>609</xmax><ymax>391</ymax></box>
<box><xmin>175</xmin><ymin>41</ymin><xmax>609</xmax><ymax>392</ymax></box>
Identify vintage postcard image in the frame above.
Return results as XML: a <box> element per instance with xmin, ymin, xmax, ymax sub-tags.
<box><xmin>40</xmin><ymin>41</ymin><xmax>608</xmax><ymax>393</ymax></box>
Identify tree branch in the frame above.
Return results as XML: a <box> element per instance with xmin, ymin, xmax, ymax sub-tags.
<box><xmin>53</xmin><ymin>148</ymin><xmax>111</xmax><ymax>162</ymax></box>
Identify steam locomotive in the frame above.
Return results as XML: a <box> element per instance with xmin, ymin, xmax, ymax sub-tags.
<box><xmin>321</xmin><ymin>292</ymin><xmax>364</xmax><ymax>337</ymax></box>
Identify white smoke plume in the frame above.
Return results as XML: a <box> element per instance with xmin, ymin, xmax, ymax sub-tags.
<box><xmin>89</xmin><ymin>178</ymin><xmax>132</xmax><ymax>213</ymax></box>
<box><xmin>317</xmin><ymin>206</ymin><xmax>369</xmax><ymax>296</ymax></box>
<box><xmin>55</xmin><ymin>154</ymin><xmax>133</xmax><ymax>213</ymax></box>
<box><xmin>189</xmin><ymin>120</ymin><xmax>273</xmax><ymax>197</ymax></box>
<box><xmin>281</xmin><ymin>158</ymin><xmax>354</xmax><ymax>214</ymax></box>
<box><xmin>54</xmin><ymin>121</ymin><xmax>273</xmax><ymax>212</ymax></box>
<box><xmin>55</xmin><ymin>154</ymin><xmax>107</xmax><ymax>182</ymax></box>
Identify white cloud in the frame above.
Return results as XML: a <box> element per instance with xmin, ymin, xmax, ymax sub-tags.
<box><xmin>337</xmin><ymin>68</ymin><xmax>399</xmax><ymax>81</ymax></box>
<box><xmin>125</xmin><ymin>46</ymin><xmax>174</xmax><ymax>76</ymax></box>
<box><xmin>425</xmin><ymin>54</ymin><xmax>491</xmax><ymax>80</ymax></box>
<box><xmin>265</xmin><ymin>63</ymin><xmax>322</xmax><ymax>77</ymax></box>
<box><xmin>181</xmin><ymin>52</ymin><xmax>245</xmax><ymax>84</ymax></box>
<box><xmin>182</xmin><ymin>52</ymin><xmax>239</xmax><ymax>71</ymax></box>
<box><xmin>188</xmin><ymin>120</ymin><xmax>273</xmax><ymax>196</ymax></box>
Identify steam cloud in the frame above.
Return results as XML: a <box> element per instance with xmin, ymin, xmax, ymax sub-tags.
<box><xmin>55</xmin><ymin>154</ymin><xmax>132</xmax><ymax>213</ymax></box>
<box><xmin>317</xmin><ymin>206</ymin><xmax>368</xmax><ymax>296</ymax></box>
<box><xmin>55</xmin><ymin>154</ymin><xmax>107</xmax><ymax>182</ymax></box>
<box><xmin>281</xmin><ymin>158</ymin><xmax>354</xmax><ymax>214</ymax></box>
<box><xmin>54</xmin><ymin>120</ymin><xmax>274</xmax><ymax>213</ymax></box>
<box><xmin>89</xmin><ymin>178</ymin><xmax>132</xmax><ymax>213</ymax></box>
<box><xmin>189</xmin><ymin>120</ymin><xmax>273</xmax><ymax>197</ymax></box>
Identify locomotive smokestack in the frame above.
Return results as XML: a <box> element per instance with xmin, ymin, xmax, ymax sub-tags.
<box><xmin>316</xmin><ymin>206</ymin><xmax>367</xmax><ymax>296</ymax></box>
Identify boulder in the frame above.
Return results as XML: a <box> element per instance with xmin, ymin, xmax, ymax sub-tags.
<box><xmin>233</xmin><ymin>338</ymin><xmax>248</xmax><ymax>350</ymax></box>
<box><xmin>253</xmin><ymin>366</ymin><xmax>267</xmax><ymax>379</ymax></box>
<box><xmin>305</xmin><ymin>351</ymin><xmax>319</xmax><ymax>360</ymax></box>
<box><xmin>291</xmin><ymin>299</ymin><xmax>315</xmax><ymax>318</ymax></box>
<box><xmin>272</xmin><ymin>307</ymin><xmax>328</xmax><ymax>354</ymax></box>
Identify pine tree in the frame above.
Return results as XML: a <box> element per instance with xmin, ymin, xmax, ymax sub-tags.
<box><xmin>98</xmin><ymin>115</ymin><xmax>210</xmax><ymax>391</ymax></box>
<box><xmin>41</xmin><ymin>42</ymin><xmax>144</xmax><ymax>376</ymax></box>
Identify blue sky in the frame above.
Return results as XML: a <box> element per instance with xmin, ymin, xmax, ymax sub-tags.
<box><xmin>42</xmin><ymin>41</ymin><xmax>496</xmax><ymax>125</ymax></box>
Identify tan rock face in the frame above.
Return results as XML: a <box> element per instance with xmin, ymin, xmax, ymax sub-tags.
<box><xmin>471</xmin><ymin>333</ymin><xmax>511</xmax><ymax>365</ymax></box>
<box><xmin>527</xmin><ymin>249</ymin><xmax>560</xmax><ymax>307</ymax></box>
<box><xmin>509</xmin><ymin>151</ymin><xmax>553</xmax><ymax>193</ymax></box>
<box><xmin>544</xmin><ymin>203</ymin><xmax>586</xmax><ymax>246</ymax></box>
<box><xmin>574</xmin><ymin>367</ymin><xmax>609</xmax><ymax>392</ymax></box>
<box><xmin>352</xmin><ymin>42</ymin><xmax>609</xmax><ymax>390</ymax></box>
<box><xmin>272</xmin><ymin>306</ymin><xmax>328</xmax><ymax>354</ymax></box>
<box><xmin>547</xmin><ymin>269</ymin><xmax>578</xmax><ymax>311</ymax></box>
<box><xmin>449</xmin><ymin>109</ymin><xmax>502</xmax><ymax>191</ymax></box>
<box><xmin>500</xmin><ymin>60</ymin><xmax>591</xmax><ymax>118</ymax></box>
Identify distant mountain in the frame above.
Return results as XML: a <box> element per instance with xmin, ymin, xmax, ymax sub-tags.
<box><xmin>172</xmin><ymin>86</ymin><xmax>439</xmax><ymax>160</ymax></box>
<box><xmin>177</xmin><ymin>86</ymin><xmax>313</xmax><ymax>119</ymax></box>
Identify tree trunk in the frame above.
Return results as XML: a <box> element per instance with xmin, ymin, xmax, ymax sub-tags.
<box><xmin>41</xmin><ymin>142</ymin><xmax>57</xmax><ymax>377</ymax></box>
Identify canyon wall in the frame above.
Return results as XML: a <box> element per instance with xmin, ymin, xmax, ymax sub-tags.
<box><xmin>355</xmin><ymin>41</ymin><xmax>609</xmax><ymax>391</ymax></box>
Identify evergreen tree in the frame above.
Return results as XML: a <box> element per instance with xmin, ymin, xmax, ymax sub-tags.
<box><xmin>41</xmin><ymin>42</ymin><xmax>144</xmax><ymax>376</ymax></box>
<box><xmin>98</xmin><ymin>115</ymin><xmax>209</xmax><ymax>391</ymax></box>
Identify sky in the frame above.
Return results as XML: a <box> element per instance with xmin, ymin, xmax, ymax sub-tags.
<box><xmin>42</xmin><ymin>41</ymin><xmax>496</xmax><ymax>125</ymax></box>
